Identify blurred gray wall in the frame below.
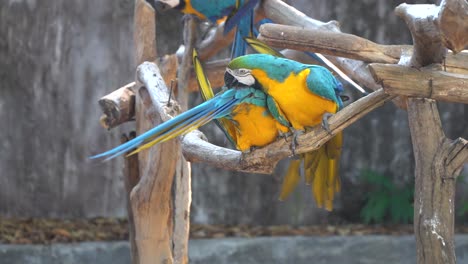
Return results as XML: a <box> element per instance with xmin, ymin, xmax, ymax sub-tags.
<box><xmin>1</xmin><ymin>0</ymin><xmax>466</xmax><ymax>224</ymax></box>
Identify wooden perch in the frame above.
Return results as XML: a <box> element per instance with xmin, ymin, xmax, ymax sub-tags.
<box><xmin>369</xmin><ymin>63</ymin><xmax>468</xmax><ymax>104</ymax></box>
<box><xmin>438</xmin><ymin>0</ymin><xmax>468</xmax><ymax>53</ymax></box>
<box><xmin>396</xmin><ymin>4</ymin><xmax>447</xmax><ymax>68</ymax></box>
<box><xmin>258</xmin><ymin>23</ymin><xmax>468</xmax><ymax>74</ymax></box>
<box><xmin>197</xmin><ymin>22</ymin><xmax>235</xmax><ymax>61</ymax></box>
<box><xmin>446</xmin><ymin>137</ymin><xmax>468</xmax><ymax>176</ymax></box>
<box><xmin>98</xmin><ymin>82</ymin><xmax>136</xmax><ymax>129</ymax></box>
<box><xmin>258</xmin><ymin>24</ymin><xmax>401</xmax><ymax>64</ymax></box>
<box><xmin>134</xmin><ymin>0</ymin><xmax>157</xmax><ymax>64</ymax></box>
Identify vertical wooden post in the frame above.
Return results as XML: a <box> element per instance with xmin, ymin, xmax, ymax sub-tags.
<box><xmin>395</xmin><ymin>1</ymin><xmax>468</xmax><ymax>263</ymax></box>
<box><xmin>128</xmin><ymin>1</ymin><xmax>192</xmax><ymax>263</ymax></box>
<box><xmin>407</xmin><ymin>98</ymin><xmax>456</xmax><ymax>263</ymax></box>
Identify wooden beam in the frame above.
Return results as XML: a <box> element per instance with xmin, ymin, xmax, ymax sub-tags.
<box><xmin>258</xmin><ymin>24</ymin><xmax>400</xmax><ymax>64</ymax></box>
<box><xmin>369</xmin><ymin>63</ymin><xmax>468</xmax><ymax>104</ymax></box>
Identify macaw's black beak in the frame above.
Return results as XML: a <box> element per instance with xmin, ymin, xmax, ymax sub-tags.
<box><xmin>224</xmin><ymin>71</ymin><xmax>237</xmax><ymax>87</ymax></box>
<box><xmin>146</xmin><ymin>0</ymin><xmax>172</xmax><ymax>12</ymax></box>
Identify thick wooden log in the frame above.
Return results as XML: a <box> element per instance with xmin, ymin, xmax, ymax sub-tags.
<box><xmin>121</xmin><ymin>132</ymin><xmax>140</xmax><ymax>264</ymax></box>
<box><xmin>438</xmin><ymin>0</ymin><xmax>468</xmax><ymax>53</ymax></box>
<box><xmin>259</xmin><ymin>24</ymin><xmax>400</xmax><ymax>64</ymax></box>
<box><xmin>132</xmin><ymin>62</ymin><xmax>180</xmax><ymax>264</ymax></box>
<box><xmin>369</xmin><ymin>63</ymin><xmax>468</xmax><ymax>104</ymax></box>
<box><xmin>395</xmin><ymin>1</ymin><xmax>468</xmax><ymax>263</ymax></box>
<box><xmin>395</xmin><ymin>4</ymin><xmax>446</xmax><ymax>68</ymax></box>
<box><xmin>258</xmin><ymin>23</ymin><xmax>468</xmax><ymax>74</ymax></box>
<box><xmin>134</xmin><ymin>0</ymin><xmax>157</xmax><ymax>64</ymax></box>
<box><xmin>407</xmin><ymin>98</ymin><xmax>457</xmax><ymax>264</ymax></box>
<box><xmin>98</xmin><ymin>83</ymin><xmax>136</xmax><ymax>129</ymax></box>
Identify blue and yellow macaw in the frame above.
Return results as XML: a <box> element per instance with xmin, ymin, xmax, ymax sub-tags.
<box><xmin>225</xmin><ymin>54</ymin><xmax>344</xmax><ymax>211</ymax></box>
<box><xmin>150</xmin><ymin>0</ymin><xmax>259</xmax><ymax>58</ymax></box>
<box><xmin>90</xmin><ymin>85</ymin><xmax>288</xmax><ymax>160</ymax></box>
<box><xmin>193</xmin><ymin>49</ymin><xmax>289</xmax><ymax>151</ymax></box>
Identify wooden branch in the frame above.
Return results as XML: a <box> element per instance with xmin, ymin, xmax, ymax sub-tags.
<box><xmin>98</xmin><ymin>83</ymin><xmax>136</xmax><ymax>129</ymax></box>
<box><xmin>369</xmin><ymin>63</ymin><xmax>468</xmax><ymax>104</ymax></box>
<box><xmin>121</xmin><ymin>132</ymin><xmax>140</xmax><ymax>264</ymax></box>
<box><xmin>197</xmin><ymin>22</ymin><xmax>235</xmax><ymax>61</ymax></box>
<box><xmin>171</xmin><ymin>16</ymin><xmax>196</xmax><ymax>264</ymax></box>
<box><xmin>407</xmin><ymin>98</ymin><xmax>456</xmax><ymax>264</ymax></box>
<box><xmin>132</xmin><ymin>62</ymin><xmax>180</xmax><ymax>264</ymax></box>
<box><xmin>446</xmin><ymin>137</ymin><xmax>468</xmax><ymax>176</ymax></box>
<box><xmin>260</xmin><ymin>0</ymin><xmax>339</xmax><ymax>31</ymax></box>
<box><xmin>396</xmin><ymin>4</ymin><xmax>446</xmax><ymax>67</ymax></box>
<box><xmin>258</xmin><ymin>24</ymin><xmax>400</xmax><ymax>64</ymax></box>
<box><xmin>134</xmin><ymin>0</ymin><xmax>157</xmax><ymax>64</ymax></box>
<box><xmin>438</xmin><ymin>0</ymin><xmax>468</xmax><ymax>53</ymax></box>
<box><xmin>157</xmin><ymin>54</ymin><xmax>179</xmax><ymax>89</ymax></box>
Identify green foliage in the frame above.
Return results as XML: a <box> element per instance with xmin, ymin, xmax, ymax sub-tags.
<box><xmin>360</xmin><ymin>170</ymin><xmax>414</xmax><ymax>224</ymax></box>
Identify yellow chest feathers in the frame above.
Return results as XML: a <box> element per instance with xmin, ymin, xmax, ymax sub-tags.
<box><xmin>230</xmin><ymin>103</ymin><xmax>289</xmax><ymax>152</ymax></box>
<box><xmin>251</xmin><ymin>68</ymin><xmax>338</xmax><ymax>130</ymax></box>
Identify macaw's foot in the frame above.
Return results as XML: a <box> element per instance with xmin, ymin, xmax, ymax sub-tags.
<box><xmin>321</xmin><ymin>112</ymin><xmax>334</xmax><ymax>136</ymax></box>
<box><xmin>290</xmin><ymin>129</ymin><xmax>304</xmax><ymax>157</ymax></box>
<box><xmin>278</xmin><ymin>131</ymin><xmax>293</xmax><ymax>142</ymax></box>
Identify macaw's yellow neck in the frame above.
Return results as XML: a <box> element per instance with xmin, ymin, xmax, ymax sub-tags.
<box><xmin>251</xmin><ymin>68</ymin><xmax>339</xmax><ymax>130</ymax></box>
<box><xmin>181</xmin><ymin>1</ymin><xmax>206</xmax><ymax>19</ymax></box>
<box><xmin>229</xmin><ymin>103</ymin><xmax>289</xmax><ymax>152</ymax></box>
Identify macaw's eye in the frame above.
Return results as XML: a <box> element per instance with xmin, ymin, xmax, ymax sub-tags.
<box><xmin>237</xmin><ymin>69</ymin><xmax>249</xmax><ymax>75</ymax></box>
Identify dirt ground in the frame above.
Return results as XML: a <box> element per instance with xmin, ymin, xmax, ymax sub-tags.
<box><xmin>1</xmin><ymin>217</ymin><xmax>468</xmax><ymax>244</ymax></box>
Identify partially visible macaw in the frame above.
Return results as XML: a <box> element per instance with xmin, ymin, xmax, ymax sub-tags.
<box><xmin>150</xmin><ymin>0</ymin><xmax>259</xmax><ymax>58</ymax></box>
<box><xmin>225</xmin><ymin>54</ymin><xmax>344</xmax><ymax>211</ymax></box>
<box><xmin>151</xmin><ymin>0</ymin><xmax>367</xmax><ymax>94</ymax></box>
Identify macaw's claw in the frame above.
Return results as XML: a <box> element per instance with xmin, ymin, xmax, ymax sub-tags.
<box><xmin>290</xmin><ymin>129</ymin><xmax>304</xmax><ymax>157</ymax></box>
<box><xmin>321</xmin><ymin>112</ymin><xmax>334</xmax><ymax>136</ymax></box>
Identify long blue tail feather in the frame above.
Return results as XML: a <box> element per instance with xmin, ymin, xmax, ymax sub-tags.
<box><xmin>90</xmin><ymin>92</ymin><xmax>240</xmax><ymax>161</ymax></box>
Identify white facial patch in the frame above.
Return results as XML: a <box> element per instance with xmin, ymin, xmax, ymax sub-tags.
<box><xmin>227</xmin><ymin>68</ymin><xmax>255</xmax><ymax>86</ymax></box>
<box><xmin>157</xmin><ymin>0</ymin><xmax>180</xmax><ymax>8</ymax></box>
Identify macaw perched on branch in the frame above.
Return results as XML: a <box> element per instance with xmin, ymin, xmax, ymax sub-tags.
<box><xmin>90</xmin><ymin>85</ymin><xmax>285</xmax><ymax>161</ymax></box>
<box><xmin>193</xmin><ymin>49</ymin><xmax>289</xmax><ymax>151</ymax></box>
<box><xmin>225</xmin><ymin>54</ymin><xmax>344</xmax><ymax>211</ymax></box>
<box><xmin>149</xmin><ymin>0</ymin><xmax>259</xmax><ymax>58</ymax></box>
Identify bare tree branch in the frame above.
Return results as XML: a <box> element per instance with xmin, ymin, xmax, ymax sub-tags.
<box><xmin>446</xmin><ymin>137</ymin><xmax>468</xmax><ymax>176</ymax></box>
<box><xmin>396</xmin><ymin>4</ymin><xmax>447</xmax><ymax>67</ymax></box>
<box><xmin>438</xmin><ymin>0</ymin><xmax>468</xmax><ymax>53</ymax></box>
<box><xmin>369</xmin><ymin>63</ymin><xmax>468</xmax><ymax>104</ymax></box>
<box><xmin>259</xmin><ymin>23</ymin><xmax>401</xmax><ymax>64</ymax></box>
<box><xmin>98</xmin><ymin>82</ymin><xmax>136</xmax><ymax>129</ymax></box>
